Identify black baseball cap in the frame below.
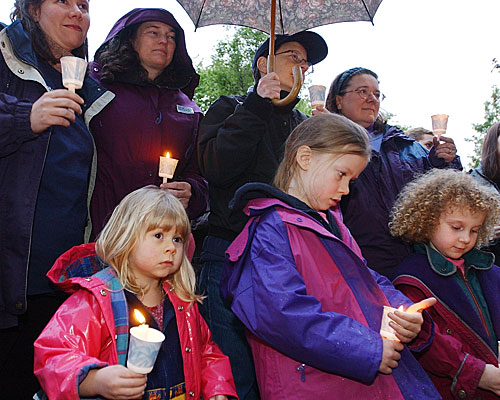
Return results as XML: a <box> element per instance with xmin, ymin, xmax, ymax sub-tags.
<box><xmin>252</xmin><ymin>31</ymin><xmax>328</xmax><ymax>70</ymax></box>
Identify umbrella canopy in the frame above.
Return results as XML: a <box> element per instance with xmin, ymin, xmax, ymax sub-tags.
<box><xmin>176</xmin><ymin>0</ymin><xmax>383</xmax><ymax>35</ymax></box>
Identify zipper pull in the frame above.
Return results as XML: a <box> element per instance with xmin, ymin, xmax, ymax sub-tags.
<box><xmin>297</xmin><ymin>364</ymin><xmax>306</xmax><ymax>382</ymax></box>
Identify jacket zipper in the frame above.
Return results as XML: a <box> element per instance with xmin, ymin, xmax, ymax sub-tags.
<box><xmin>460</xmin><ymin>268</ymin><xmax>492</xmax><ymax>342</ymax></box>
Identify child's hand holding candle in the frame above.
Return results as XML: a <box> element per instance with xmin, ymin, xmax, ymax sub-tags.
<box><xmin>384</xmin><ymin>297</ymin><xmax>436</xmax><ymax>344</ymax></box>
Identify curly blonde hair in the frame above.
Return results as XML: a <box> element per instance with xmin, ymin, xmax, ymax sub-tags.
<box><xmin>96</xmin><ymin>186</ymin><xmax>202</xmax><ymax>304</ymax></box>
<box><xmin>389</xmin><ymin>169</ymin><xmax>500</xmax><ymax>247</ymax></box>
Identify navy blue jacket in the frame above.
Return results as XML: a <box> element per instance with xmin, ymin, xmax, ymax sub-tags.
<box><xmin>0</xmin><ymin>21</ymin><xmax>113</xmax><ymax>328</ymax></box>
<box><xmin>341</xmin><ymin>124</ymin><xmax>462</xmax><ymax>277</ymax></box>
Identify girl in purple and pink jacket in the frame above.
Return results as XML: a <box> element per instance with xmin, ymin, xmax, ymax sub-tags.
<box><xmin>222</xmin><ymin>114</ymin><xmax>440</xmax><ymax>399</ymax></box>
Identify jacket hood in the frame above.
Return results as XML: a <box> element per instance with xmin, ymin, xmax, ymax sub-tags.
<box><xmin>230</xmin><ymin>182</ymin><xmax>342</xmax><ymax>238</ymax></box>
<box><xmin>5</xmin><ymin>20</ymin><xmax>39</xmax><ymax>68</ymax></box>
<box><xmin>95</xmin><ymin>8</ymin><xmax>199</xmax><ymax>98</ymax></box>
<box><xmin>382</xmin><ymin>124</ymin><xmax>413</xmax><ymax>143</ymax></box>
<box><xmin>46</xmin><ymin>243</ymin><xmax>106</xmax><ymax>292</ymax></box>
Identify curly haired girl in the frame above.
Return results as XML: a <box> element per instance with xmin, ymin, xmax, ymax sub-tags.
<box><xmin>390</xmin><ymin>168</ymin><xmax>500</xmax><ymax>399</ymax></box>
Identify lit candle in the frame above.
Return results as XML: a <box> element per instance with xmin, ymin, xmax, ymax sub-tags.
<box><xmin>134</xmin><ymin>309</ymin><xmax>149</xmax><ymax>340</ymax></box>
<box><xmin>380</xmin><ymin>305</ymin><xmax>400</xmax><ymax>342</ymax></box>
<box><xmin>159</xmin><ymin>152</ymin><xmax>179</xmax><ymax>183</ymax></box>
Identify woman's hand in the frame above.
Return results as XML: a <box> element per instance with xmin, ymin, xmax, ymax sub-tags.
<box><xmin>30</xmin><ymin>89</ymin><xmax>84</xmax><ymax>134</ymax></box>
<box><xmin>379</xmin><ymin>338</ymin><xmax>403</xmax><ymax>374</ymax></box>
<box><xmin>209</xmin><ymin>396</ymin><xmax>228</xmax><ymax>400</ymax></box>
<box><xmin>311</xmin><ymin>105</ymin><xmax>330</xmax><ymax>116</ymax></box>
<box><xmin>433</xmin><ymin>136</ymin><xmax>457</xmax><ymax>162</ymax></box>
<box><xmin>160</xmin><ymin>181</ymin><xmax>192</xmax><ymax>209</ymax></box>
<box><xmin>78</xmin><ymin>365</ymin><xmax>147</xmax><ymax>399</ymax></box>
<box><xmin>479</xmin><ymin>364</ymin><xmax>500</xmax><ymax>396</ymax></box>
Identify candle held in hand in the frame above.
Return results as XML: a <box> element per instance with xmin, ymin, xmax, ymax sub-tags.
<box><xmin>60</xmin><ymin>56</ymin><xmax>87</xmax><ymax>93</ymax></box>
<box><xmin>159</xmin><ymin>152</ymin><xmax>179</xmax><ymax>183</ymax></box>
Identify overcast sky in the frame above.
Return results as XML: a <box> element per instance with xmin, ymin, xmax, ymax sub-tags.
<box><xmin>2</xmin><ymin>0</ymin><xmax>500</xmax><ymax>167</ymax></box>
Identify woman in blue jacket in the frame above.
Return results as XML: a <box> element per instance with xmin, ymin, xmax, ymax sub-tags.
<box><xmin>0</xmin><ymin>0</ymin><xmax>113</xmax><ymax>397</ymax></box>
<box><xmin>325</xmin><ymin>67</ymin><xmax>462</xmax><ymax>277</ymax></box>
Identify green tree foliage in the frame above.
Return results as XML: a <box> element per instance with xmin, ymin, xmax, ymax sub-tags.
<box><xmin>467</xmin><ymin>85</ymin><xmax>500</xmax><ymax>167</ymax></box>
<box><xmin>194</xmin><ymin>27</ymin><xmax>267</xmax><ymax>112</ymax></box>
<box><xmin>467</xmin><ymin>59</ymin><xmax>500</xmax><ymax>167</ymax></box>
<box><xmin>194</xmin><ymin>26</ymin><xmax>315</xmax><ymax>115</ymax></box>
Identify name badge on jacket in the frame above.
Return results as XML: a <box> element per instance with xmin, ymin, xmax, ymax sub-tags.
<box><xmin>176</xmin><ymin>105</ymin><xmax>194</xmax><ymax>114</ymax></box>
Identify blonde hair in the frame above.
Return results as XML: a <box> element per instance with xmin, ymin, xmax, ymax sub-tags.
<box><xmin>96</xmin><ymin>186</ymin><xmax>201</xmax><ymax>304</ymax></box>
<box><xmin>273</xmin><ymin>113</ymin><xmax>371</xmax><ymax>191</ymax></box>
<box><xmin>389</xmin><ymin>169</ymin><xmax>500</xmax><ymax>247</ymax></box>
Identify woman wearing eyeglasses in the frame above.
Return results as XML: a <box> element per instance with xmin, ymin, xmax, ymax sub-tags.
<box><xmin>324</xmin><ymin>67</ymin><xmax>462</xmax><ymax>278</ymax></box>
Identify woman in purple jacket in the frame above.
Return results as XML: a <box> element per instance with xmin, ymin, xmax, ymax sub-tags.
<box><xmin>89</xmin><ymin>8</ymin><xmax>208</xmax><ymax>238</ymax></box>
<box><xmin>325</xmin><ymin>67</ymin><xmax>462</xmax><ymax>278</ymax></box>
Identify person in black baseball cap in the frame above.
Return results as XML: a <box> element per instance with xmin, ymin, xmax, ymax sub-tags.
<box><xmin>197</xmin><ymin>30</ymin><xmax>327</xmax><ymax>400</ymax></box>
<box><xmin>252</xmin><ymin>30</ymin><xmax>327</xmax><ymax>96</ymax></box>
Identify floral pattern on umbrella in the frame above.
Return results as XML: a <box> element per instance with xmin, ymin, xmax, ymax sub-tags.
<box><xmin>176</xmin><ymin>0</ymin><xmax>383</xmax><ymax>34</ymax></box>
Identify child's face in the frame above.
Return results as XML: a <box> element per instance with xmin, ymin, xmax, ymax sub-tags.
<box><xmin>295</xmin><ymin>152</ymin><xmax>367</xmax><ymax>211</ymax></box>
<box><xmin>429</xmin><ymin>207</ymin><xmax>485</xmax><ymax>259</ymax></box>
<box><xmin>129</xmin><ymin>227</ymin><xmax>184</xmax><ymax>285</ymax></box>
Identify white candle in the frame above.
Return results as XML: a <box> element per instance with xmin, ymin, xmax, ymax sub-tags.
<box><xmin>133</xmin><ymin>309</ymin><xmax>149</xmax><ymax>340</ymax></box>
<box><xmin>60</xmin><ymin>56</ymin><xmax>87</xmax><ymax>93</ymax></box>
<box><xmin>159</xmin><ymin>152</ymin><xmax>179</xmax><ymax>183</ymax></box>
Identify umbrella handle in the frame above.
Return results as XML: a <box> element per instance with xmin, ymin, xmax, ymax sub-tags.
<box><xmin>269</xmin><ymin>64</ymin><xmax>303</xmax><ymax>107</ymax></box>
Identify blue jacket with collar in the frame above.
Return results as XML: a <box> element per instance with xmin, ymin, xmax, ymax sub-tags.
<box><xmin>0</xmin><ymin>20</ymin><xmax>114</xmax><ymax>328</ymax></box>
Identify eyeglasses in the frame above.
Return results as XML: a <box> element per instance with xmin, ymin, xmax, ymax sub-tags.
<box><xmin>341</xmin><ymin>88</ymin><xmax>385</xmax><ymax>102</ymax></box>
<box><xmin>275</xmin><ymin>50</ymin><xmax>314</xmax><ymax>75</ymax></box>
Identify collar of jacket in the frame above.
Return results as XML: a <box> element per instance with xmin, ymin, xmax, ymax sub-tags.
<box><xmin>3</xmin><ymin>21</ymin><xmax>114</xmax><ymax>125</ymax></box>
<box><xmin>5</xmin><ymin>20</ymin><xmax>39</xmax><ymax>67</ymax></box>
<box><xmin>230</xmin><ymin>182</ymin><xmax>342</xmax><ymax>239</ymax></box>
<box><xmin>471</xmin><ymin>163</ymin><xmax>500</xmax><ymax>191</ymax></box>
<box><xmin>415</xmin><ymin>242</ymin><xmax>494</xmax><ymax>276</ymax></box>
<box><xmin>380</xmin><ymin>123</ymin><xmax>415</xmax><ymax>144</ymax></box>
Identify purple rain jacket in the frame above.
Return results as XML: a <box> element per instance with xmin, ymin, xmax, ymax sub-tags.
<box><xmin>393</xmin><ymin>245</ymin><xmax>500</xmax><ymax>400</ymax></box>
<box><xmin>0</xmin><ymin>21</ymin><xmax>113</xmax><ymax>329</ymax></box>
<box><xmin>341</xmin><ymin>124</ymin><xmax>463</xmax><ymax>278</ymax></box>
<box><xmin>221</xmin><ymin>183</ymin><xmax>440</xmax><ymax>400</ymax></box>
<box><xmin>89</xmin><ymin>8</ymin><xmax>207</xmax><ymax>236</ymax></box>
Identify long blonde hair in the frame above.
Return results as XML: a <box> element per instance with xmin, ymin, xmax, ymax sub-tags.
<box><xmin>96</xmin><ymin>185</ymin><xmax>201</xmax><ymax>304</ymax></box>
<box><xmin>273</xmin><ymin>113</ymin><xmax>371</xmax><ymax>191</ymax></box>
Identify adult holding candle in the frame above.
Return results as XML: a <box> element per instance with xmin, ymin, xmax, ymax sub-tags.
<box><xmin>0</xmin><ymin>0</ymin><xmax>113</xmax><ymax>397</ymax></box>
<box><xmin>197</xmin><ymin>31</ymin><xmax>327</xmax><ymax>399</ymax></box>
<box><xmin>324</xmin><ymin>67</ymin><xmax>462</xmax><ymax>278</ymax></box>
<box><xmin>88</xmin><ymin>8</ymin><xmax>208</xmax><ymax>239</ymax></box>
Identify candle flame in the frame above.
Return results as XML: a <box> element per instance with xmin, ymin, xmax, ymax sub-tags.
<box><xmin>398</xmin><ymin>305</ymin><xmax>404</xmax><ymax>312</ymax></box>
<box><xmin>166</xmin><ymin>152</ymin><xmax>170</xmax><ymax>158</ymax></box>
<box><xmin>134</xmin><ymin>309</ymin><xmax>146</xmax><ymax>324</ymax></box>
